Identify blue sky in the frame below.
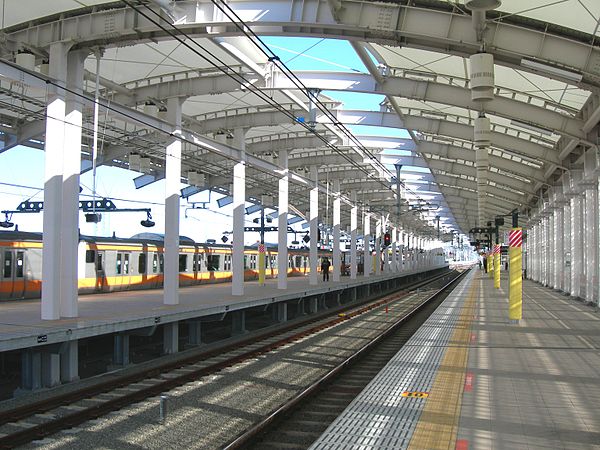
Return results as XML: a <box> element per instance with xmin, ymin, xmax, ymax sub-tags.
<box><xmin>0</xmin><ymin>37</ymin><xmax>415</xmax><ymax>244</ymax></box>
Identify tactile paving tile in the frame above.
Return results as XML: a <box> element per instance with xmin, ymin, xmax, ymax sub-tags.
<box><xmin>310</xmin><ymin>272</ymin><xmax>474</xmax><ymax>450</ymax></box>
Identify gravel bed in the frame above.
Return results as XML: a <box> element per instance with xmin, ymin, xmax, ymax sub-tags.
<box><xmin>22</xmin><ymin>292</ymin><xmax>426</xmax><ymax>450</ymax></box>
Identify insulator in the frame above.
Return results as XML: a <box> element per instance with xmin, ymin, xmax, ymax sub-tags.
<box><xmin>469</xmin><ymin>53</ymin><xmax>495</xmax><ymax>102</ymax></box>
<box><xmin>474</xmin><ymin>116</ymin><xmax>491</xmax><ymax>147</ymax></box>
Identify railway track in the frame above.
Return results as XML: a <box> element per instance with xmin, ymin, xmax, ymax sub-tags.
<box><xmin>0</xmin><ymin>269</ymin><xmax>459</xmax><ymax>449</ymax></box>
<box><xmin>225</xmin><ymin>270</ymin><xmax>468</xmax><ymax>450</ymax></box>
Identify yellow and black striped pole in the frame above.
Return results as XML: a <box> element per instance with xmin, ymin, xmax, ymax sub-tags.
<box><xmin>494</xmin><ymin>244</ymin><xmax>501</xmax><ymax>289</ymax></box>
<box><xmin>508</xmin><ymin>228</ymin><xmax>523</xmax><ymax>321</ymax></box>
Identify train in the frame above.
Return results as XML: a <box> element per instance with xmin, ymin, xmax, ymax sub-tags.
<box><xmin>0</xmin><ymin>231</ymin><xmax>364</xmax><ymax>301</ymax></box>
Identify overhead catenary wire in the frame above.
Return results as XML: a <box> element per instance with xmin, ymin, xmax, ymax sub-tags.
<box><xmin>208</xmin><ymin>0</ymin><xmax>395</xmax><ymax>178</ymax></box>
<box><xmin>4</xmin><ymin>2</ymin><xmax>430</xmax><ymax>228</ymax></box>
<box><xmin>204</xmin><ymin>0</ymin><xmax>433</xmax><ymax>213</ymax></box>
<box><xmin>126</xmin><ymin>0</ymin><xmax>395</xmax><ymax>196</ymax></box>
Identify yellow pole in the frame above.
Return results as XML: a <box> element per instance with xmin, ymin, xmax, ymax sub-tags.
<box><xmin>258</xmin><ymin>244</ymin><xmax>265</xmax><ymax>285</ymax></box>
<box><xmin>487</xmin><ymin>251</ymin><xmax>493</xmax><ymax>278</ymax></box>
<box><xmin>494</xmin><ymin>244</ymin><xmax>500</xmax><ymax>288</ymax></box>
<box><xmin>509</xmin><ymin>228</ymin><xmax>523</xmax><ymax>321</ymax></box>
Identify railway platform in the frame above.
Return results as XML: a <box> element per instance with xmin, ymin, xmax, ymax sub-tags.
<box><xmin>0</xmin><ymin>266</ymin><xmax>446</xmax><ymax>393</ymax></box>
<box><xmin>310</xmin><ymin>269</ymin><xmax>600</xmax><ymax>449</ymax></box>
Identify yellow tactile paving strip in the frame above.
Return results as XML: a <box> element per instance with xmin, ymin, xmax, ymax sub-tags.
<box><xmin>407</xmin><ymin>280</ymin><xmax>477</xmax><ymax>450</ymax></box>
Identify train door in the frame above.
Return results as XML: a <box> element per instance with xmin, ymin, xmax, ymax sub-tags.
<box><xmin>95</xmin><ymin>251</ymin><xmax>106</xmax><ymax>292</ymax></box>
<box><xmin>1</xmin><ymin>250</ymin><xmax>13</xmax><ymax>299</ymax></box>
<box><xmin>0</xmin><ymin>250</ymin><xmax>25</xmax><ymax>300</ymax></box>
<box><xmin>13</xmin><ymin>250</ymin><xmax>25</xmax><ymax>298</ymax></box>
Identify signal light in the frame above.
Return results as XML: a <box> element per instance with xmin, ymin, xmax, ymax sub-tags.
<box><xmin>383</xmin><ymin>232</ymin><xmax>391</xmax><ymax>247</ymax></box>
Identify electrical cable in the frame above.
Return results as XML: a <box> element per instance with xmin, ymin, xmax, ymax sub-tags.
<box><xmin>127</xmin><ymin>0</ymin><xmax>394</xmax><ymax>194</ymax></box>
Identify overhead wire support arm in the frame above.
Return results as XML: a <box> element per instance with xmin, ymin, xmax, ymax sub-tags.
<box><xmin>126</xmin><ymin>0</ymin><xmax>396</xmax><ymax>194</ymax></box>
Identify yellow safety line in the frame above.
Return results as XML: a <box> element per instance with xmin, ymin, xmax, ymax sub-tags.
<box><xmin>407</xmin><ymin>277</ymin><xmax>477</xmax><ymax>450</ymax></box>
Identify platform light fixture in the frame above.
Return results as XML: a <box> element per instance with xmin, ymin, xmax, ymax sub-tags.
<box><xmin>0</xmin><ymin>212</ymin><xmax>14</xmax><ymax>228</ymax></box>
<box><xmin>520</xmin><ymin>58</ymin><xmax>583</xmax><ymax>83</ymax></box>
<box><xmin>140</xmin><ymin>211</ymin><xmax>155</xmax><ymax>228</ymax></box>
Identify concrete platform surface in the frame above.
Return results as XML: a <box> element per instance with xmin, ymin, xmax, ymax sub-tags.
<box><xmin>311</xmin><ymin>269</ymin><xmax>600</xmax><ymax>449</ymax></box>
<box><xmin>0</xmin><ymin>266</ymin><xmax>444</xmax><ymax>352</ymax></box>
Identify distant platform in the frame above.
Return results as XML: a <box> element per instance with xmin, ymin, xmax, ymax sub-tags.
<box><xmin>0</xmin><ymin>266</ymin><xmax>446</xmax><ymax>353</ymax></box>
<box><xmin>311</xmin><ymin>270</ymin><xmax>600</xmax><ymax>449</ymax></box>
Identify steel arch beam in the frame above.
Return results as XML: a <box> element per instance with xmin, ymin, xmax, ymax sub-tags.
<box><xmin>5</xmin><ymin>1</ymin><xmax>599</xmax><ymax>88</ymax></box>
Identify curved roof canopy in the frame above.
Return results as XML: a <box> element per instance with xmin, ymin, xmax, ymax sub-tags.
<box><xmin>0</xmin><ymin>0</ymin><xmax>598</xmax><ymax>237</ymax></box>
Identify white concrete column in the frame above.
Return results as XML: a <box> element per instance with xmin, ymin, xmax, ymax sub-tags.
<box><xmin>536</xmin><ymin>223</ymin><xmax>540</xmax><ymax>281</ymax></box>
<box><xmin>530</xmin><ymin>225</ymin><xmax>536</xmax><ymax>281</ymax></box>
<box><xmin>333</xmin><ymin>180</ymin><xmax>341</xmax><ymax>282</ymax></box>
<box><xmin>375</xmin><ymin>218</ymin><xmax>382</xmax><ymax>276</ymax></box>
<box><xmin>277</xmin><ymin>149</ymin><xmax>289</xmax><ymax>290</ymax></box>
<box><xmin>60</xmin><ymin>50</ymin><xmax>86</xmax><ymax>318</ymax></box>
<box><xmin>548</xmin><ymin>213</ymin><xmax>555</xmax><ymax>289</ymax></box>
<box><xmin>536</xmin><ymin>223</ymin><xmax>542</xmax><ymax>283</ymax></box>
<box><xmin>350</xmin><ymin>192</ymin><xmax>357</xmax><ymax>280</ymax></box>
<box><xmin>164</xmin><ymin>97</ymin><xmax>183</xmax><ymax>305</ymax></box>
<box><xmin>309</xmin><ymin>166</ymin><xmax>319</xmax><ymax>285</ymax></box>
<box><xmin>540</xmin><ymin>217</ymin><xmax>547</xmax><ymax>286</ymax></box>
<box><xmin>554</xmin><ymin>206</ymin><xmax>564</xmax><ymax>291</ymax></box>
<box><xmin>585</xmin><ymin>184</ymin><xmax>598</xmax><ymax>303</ymax></box>
<box><xmin>363</xmin><ymin>212</ymin><xmax>370</xmax><ymax>277</ymax></box>
<box><xmin>42</xmin><ymin>43</ymin><xmax>69</xmax><ymax>321</ymax></box>
<box><xmin>232</xmin><ymin>129</ymin><xmax>246</xmax><ymax>296</ymax></box>
<box><xmin>563</xmin><ymin>202</ymin><xmax>571</xmax><ymax>293</ymax></box>
<box><xmin>571</xmin><ymin>195</ymin><xmax>583</xmax><ymax>298</ymax></box>
<box><xmin>392</xmin><ymin>227</ymin><xmax>398</xmax><ymax>272</ymax></box>
<box><xmin>399</xmin><ymin>230</ymin><xmax>404</xmax><ymax>272</ymax></box>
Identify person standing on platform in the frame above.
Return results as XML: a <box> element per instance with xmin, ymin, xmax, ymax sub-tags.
<box><xmin>482</xmin><ymin>255</ymin><xmax>487</xmax><ymax>273</ymax></box>
<box><xmin>321</xmin><ymin>257</ymin><xmax>331</xmax><ymax>281</ymax></box>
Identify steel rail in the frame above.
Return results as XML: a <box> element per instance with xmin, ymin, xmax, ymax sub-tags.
<box><xmin>0</xmin><ymin>269</ymin><xmax>452</xmax><ymax>449</ymax></box>
<box><xmin>222</xmin><ymin>269</ymin><xmax>469</xmax><ymax>450</ymax></box>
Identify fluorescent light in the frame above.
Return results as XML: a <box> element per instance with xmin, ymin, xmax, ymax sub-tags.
<box><xmin>521</xmin><ymin>58</ymin><xmax>583</xmax><ymax>83</ymax></box>
<box><xmin>245</xmin><ymin>204</ymin><xmax>262</xmax><ymax>215</ymax></box>
<box><xmin>510</xmin><ymin>119</ymin><xmax>553</xmax><ymax>136</ymax></box>
<box><xmin>217</xmin><ymin>196</ymin><xmax>233</xmax><ymax>208</ymax></box>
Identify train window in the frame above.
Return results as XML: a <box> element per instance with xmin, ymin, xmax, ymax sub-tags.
<box><xmin>159</xmin><ymin>254</ymin><xmax>164</xmax><ymax>273</ymax></box>
<box><xmin>206</xmin><ymin>255</ymin><xmax>220</xmax><ymax>271</ymax></box>
<box><xmin>97</xmin><ymin>253</ymin><xmax>103</xmax><ymax>271</ymax></box>
<box><xmin>138</xmin><ymin>253</ymin><xmax>147</xmax><ymax>274</ymax></box>
<box><xmin>250</xmin><ymin>255</ymin><xmax>256</xmax><ymax>269</ymax></box>
<box><xmin>3</xmin><ymin>251</ymin><xmax>11</xmax><ymax>278</ymax></box>
<box><xmin>295</xmin><ymin>256</ymin><xmax>302</xmax><ymax>268</ymax></box>
<box><xmin>223</xmin><ymin>255</ymin><xmax>231</xmax><ymax>271</ymax></box>
<box><xmin>85</xmin><ymin>250</ymin><xmax>95</xmax><ymax>263</ymax></box>
<box><xmin>288</xmin><ymin>256</ymin><xmax>293</xmax><ymax>268</ymax></box>
<box><xmin>16</xmin><ymin>252</ymin><xmax>24</xmax><ymax>278</ymax></box>
<box><xmin>116</xmin><ymin>253</ymin><xmax>122</xmax><ymax>275</ymax></box>
<box><xmin>152</xmin><ymin>253</ymin><xmax>158</xmax><ymax>273</ymax></box>
<box><xmin>193</xmin><ymin>253</ymin><xmax>203</xmax><ymax>272</ymax></box>
<box><xmin>179</xmin><ymin>254</ymin><xmax>187</xmax><ymax>272</ymax></box>
<box><xmin>123</xmin><ymin>254</ymin><xmax>130</xmax><ymax>275</ymax></box>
